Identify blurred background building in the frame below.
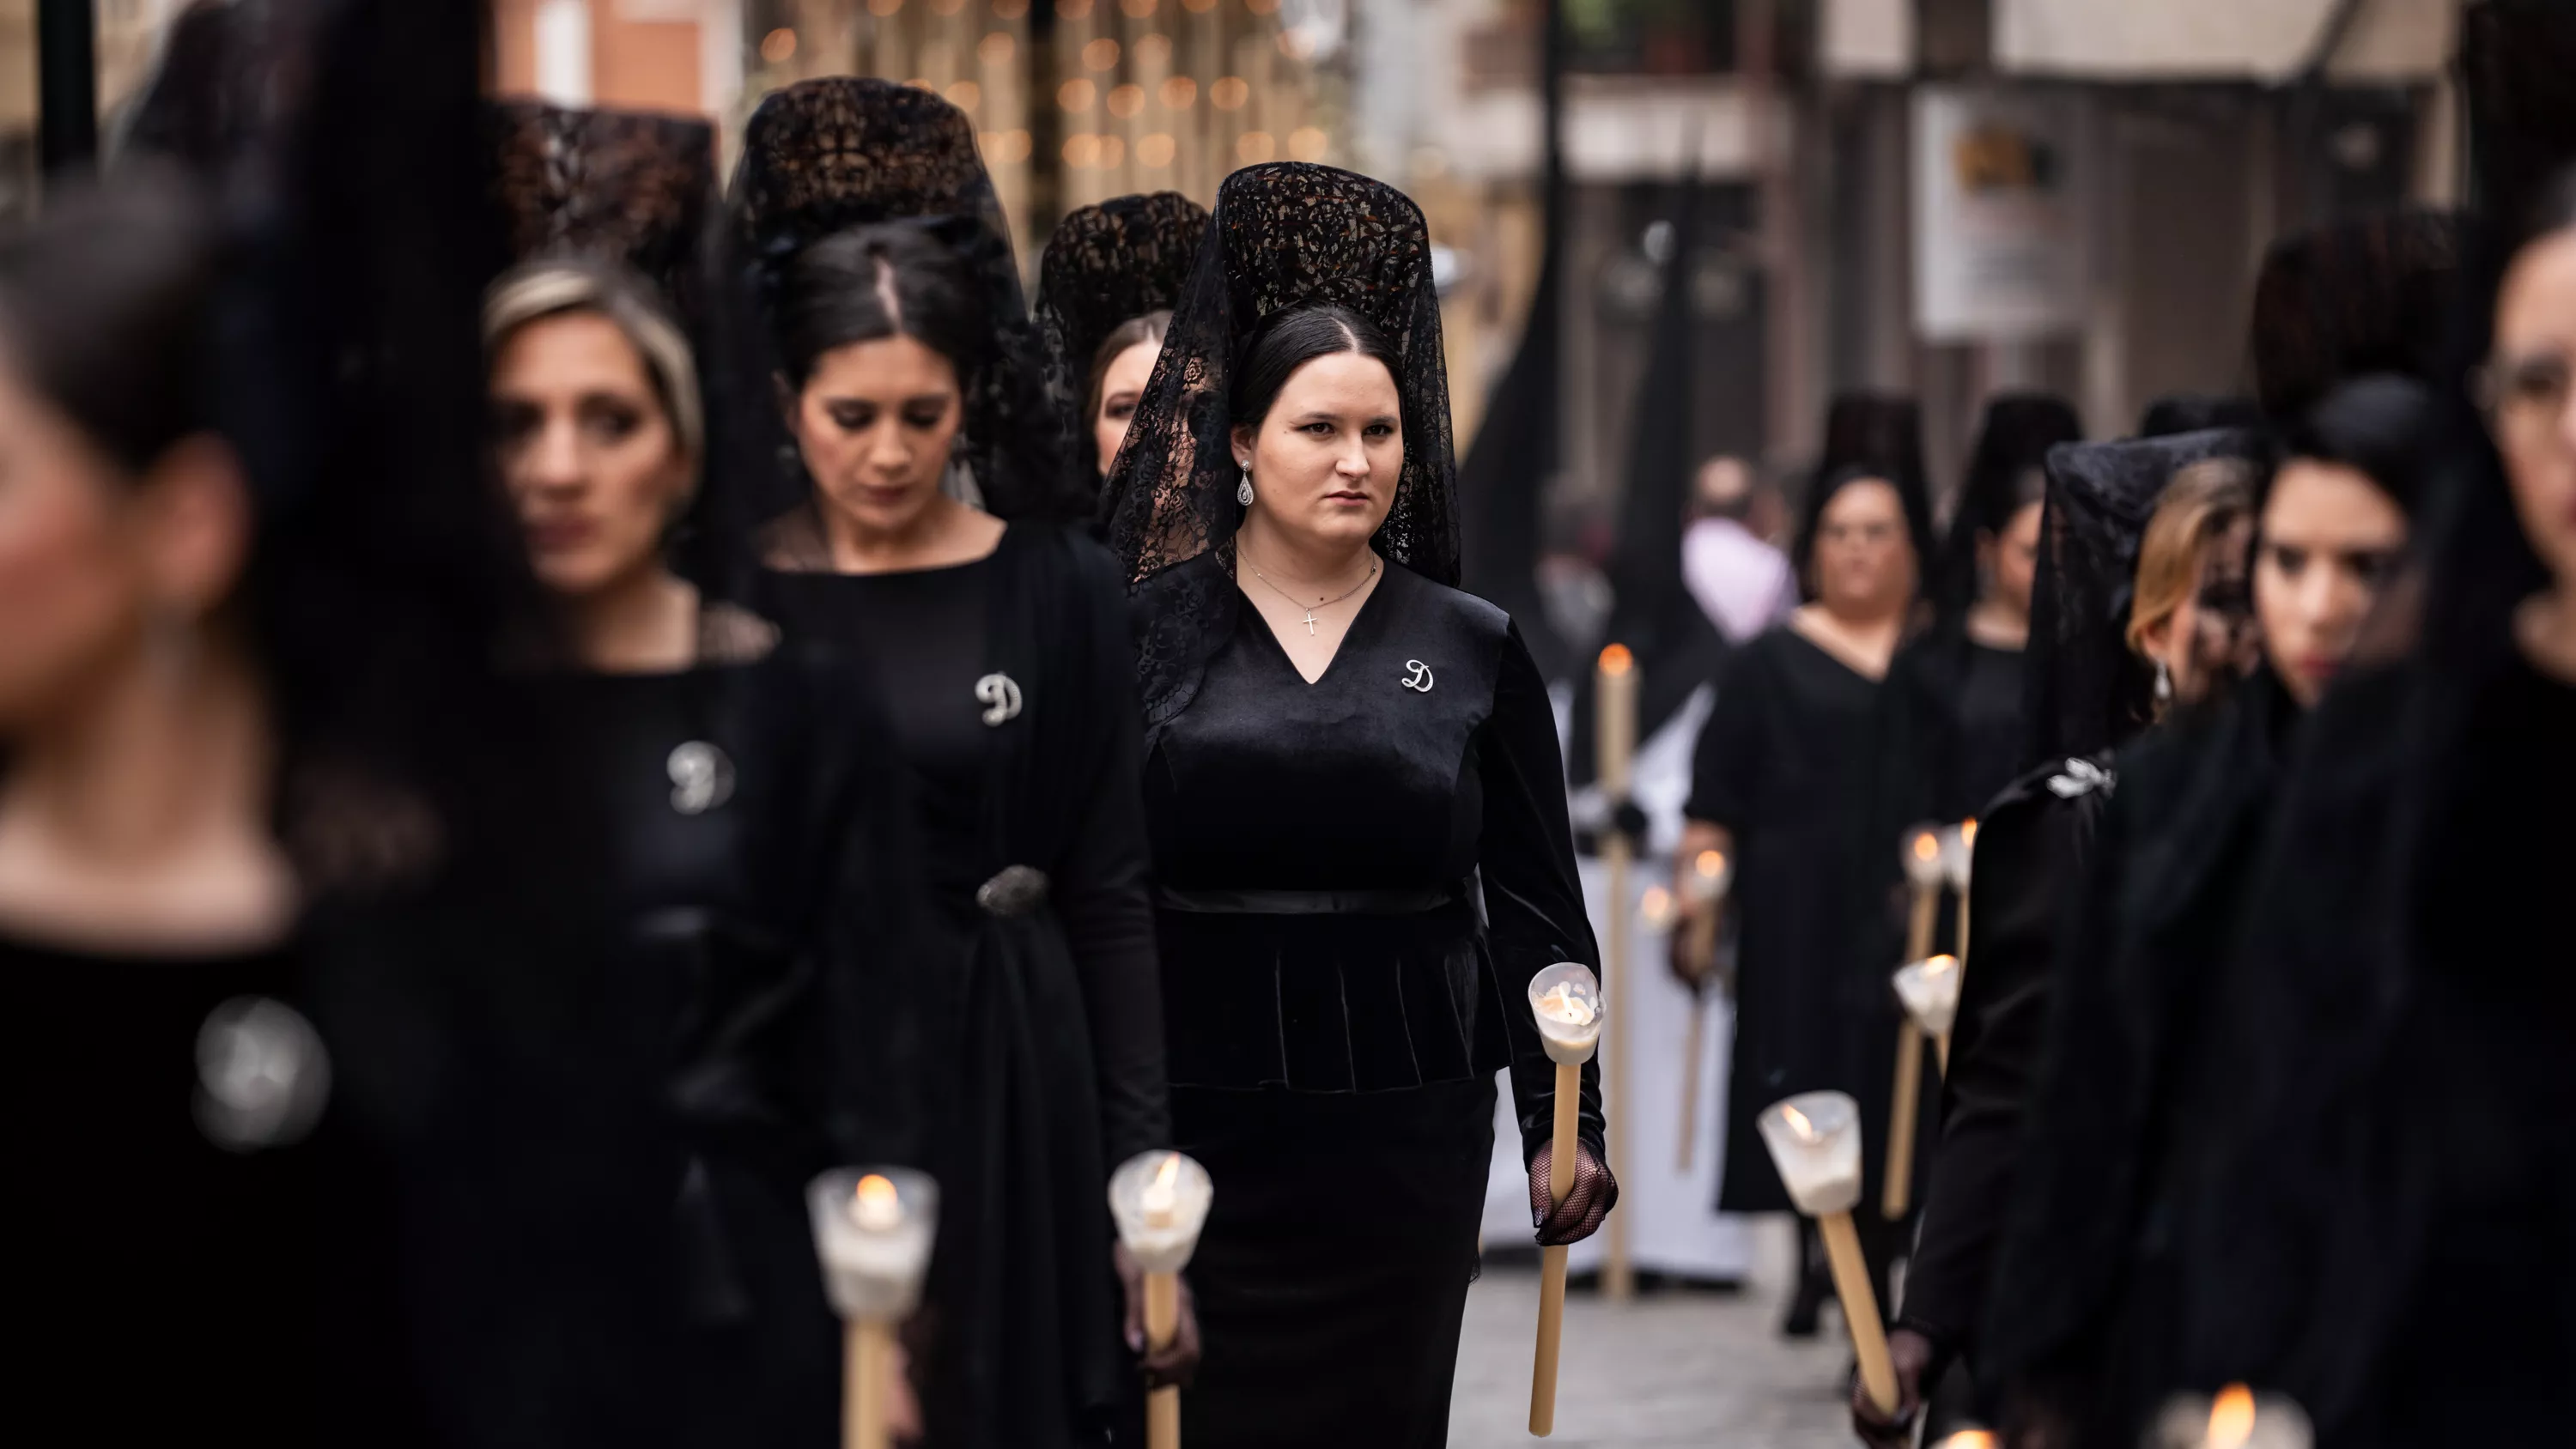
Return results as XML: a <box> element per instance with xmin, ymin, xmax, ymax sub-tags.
<box><xmin>3</xmin><ymin>0</ymin><xmax>2468</xmax><ymax>530</ymax></box>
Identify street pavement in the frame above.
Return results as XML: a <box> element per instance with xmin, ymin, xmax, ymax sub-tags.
<box><xmin>1449</xmin><ymin>1219</ymin><xmax>1857</xmax><ymax>1448</ymax></box>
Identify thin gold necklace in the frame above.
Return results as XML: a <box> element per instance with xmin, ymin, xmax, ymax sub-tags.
<box><xmin>1244</xmin><ymin>553</ymin><xmax>1379</xmax><ymax>636</ymax></box>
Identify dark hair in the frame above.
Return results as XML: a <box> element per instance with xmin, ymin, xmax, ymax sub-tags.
<box><xmin>0</xmin><ymin>173</ymin><xmax>221</xmax><ymax>474</ymax></box>
<box><xmin>1087</xmin><ymin>309</ymin><xmax>1170</xmax><ymax>421</ymax></box>
<box><xmin>1792</xmin><ymin>463</ymin><xmax>1934</xmax><ymax>603</ymax></box>
<box><xmin>1229</xmin><ymin>304</ymin><xmax>1401</xmax><ymax>431</ymax></box>
<box><xmin>2271</xmin><ymin>373</ymin><xmax>2437</xmax><ymax>520</ymax></box>
<box><xmin>770</xmin><ymin>221</ymin><xmax>990</xmax><ymax>390</ymax></box>
<box><xmin>2137</xmin><ymin>393</ymin><xmax>2267</xmax><ymax>439</ymax></box>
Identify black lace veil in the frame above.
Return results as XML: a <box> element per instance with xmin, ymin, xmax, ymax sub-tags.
<box><xmin>1035</xmin><ymin>191</ymin><xmax>1209</xmax><ymax>484</ymax></box>
<box><xmin>2247</xmin><ymin>209</ymin><xmax>2463</xmax><ymax>421</ymax></box>
<box><xmin>1934</xmin><ymin>393</ymin><xmax>2082</xmax><ymax>618</ymax></box>
<box><xmin>491</xmin><ymin>100</ymin><xmax>718</xmax><ymax>328</ymax></box>
<box><xmin>1103</xmin><ymin>163</ymin><xmax>1455</xmax><ymax>722</ymax></box>
<box><xmin>722</xmin><ymin>76</ymin><xmax>1072</xmax><ymax>527</ymax></box>
<box><xmin>2020</xmin><ymin>427</ymin><xmax>2269</xmax><ymax>768</ymax></box>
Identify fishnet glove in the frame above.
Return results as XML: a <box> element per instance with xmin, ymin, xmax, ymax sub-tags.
<box><xmin>1526</xmin><ymin>1138</ymin><xmax>1618</xmax><ymax>1246</ymax></box>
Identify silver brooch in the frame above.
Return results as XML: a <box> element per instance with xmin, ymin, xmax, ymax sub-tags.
<box><xmin>2047</xmin><ymin>757</ymin><xmax>2115</xmax><ymax>799</ymax></box>
<box><xmin>1401</xmin><ymin>659</ymin><xmax>1435</xmax><ymax>694</ymax></box>
<box><xmin>195</xmin><ymin>997</ymin><xmax>331</xmax><ymax>1151</ymax></box>
<box><xmin>976</xmin><ymin>672</ymin><xmax>1024</xmax><ymax>726</ymax></box>
<box><xmin>668</xmin><ymin>741</ymin><xmax>735</xmax><ymax>815</ymax></box>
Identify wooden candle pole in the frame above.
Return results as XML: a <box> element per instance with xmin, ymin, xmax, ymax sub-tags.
<box><xmin>1528</xmin><ymin>1058</ymin><xmax>1582</xmax><ymax>1435</ymax></box>
<box><xmin>1145</xmin><ymin>1272</ymin><xmax>1181</xmax><ymax>1448</ymax></box>
<box><xmin>845</xmin><ymin>1319</ymin><xmax>891</xmax><ymax>1449</ymax></box>
<box><xmin>1882</xmin><ymin>1028</ymin><xmax>1923</xmax><ymax>1220</ymax></box>
<box><xmin>1818</xmin><ymin>1210</ymin><xmax>1900</xmax><ymax>1415</ymax></box>
<box><xmin>1594</xmin><ymin>646</ymin><xmax>1637</xmax><ymax>1301</ymax></box>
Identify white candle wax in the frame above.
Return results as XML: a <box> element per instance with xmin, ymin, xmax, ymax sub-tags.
<box><xmin>1940</xmin><ymin>819</ymin><xmax>1978</xmax><ymax>894</ymax></box>
<box><xmin>1526</xmin><ymin>962</ymin><xmax>1603</xmax><ymax>1064</ymax></box>
<box><xmin>2147</xmin><ymin>1385</ymin><xmax>2313</xmax><ymax>1449</ymax></box>
<box><xmin>809</xmin><ymin>1167</ymin><xmax>939</xmax><ymax>1322</ymax></box>
<box><xmin>1754</xmin><ymin>1091</ymin><xmax>1864</xmax><ymax>1216</ymax></box>
<box><xmin>1109</xmin><ymin>1150</ymin><xmax>1213</xmax><ymax>1274</ymax></box>
<box><xmin>1893</xmin><ymin>955</ymin><xmax>1964</xmax><ymax>1037</ymax></box>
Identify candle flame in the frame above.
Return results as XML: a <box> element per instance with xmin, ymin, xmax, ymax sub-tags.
<box><xmin>1695</xmin><ymin>849</ymin><xmax>1726</xmax><ymax>878</ymax></box>
<box><xmin>1912</xmin><ymin>833</ymin><xmax>1940</xmax><ymax>862</ymax></box>
<box><xmin>1935</xmin><ymin>1434</ymin><xmax>1997</xmax><ymax>1449</ymax></box>
<box><xmin>851</xmin><ymin>1173</ymin><xmax>902</xmax><ymax>1231</ymax></box>
<box><xmin>1959</xmin><ymin>818</ymin><xmax>1979</xmax><ymax>849</ymax></box>
<box><xmin>1925</xmin><ymin>953</ymin><xmax>1957</xmax><ymax>978</ymax></box>
<box><xmin>1640</xmin><ymin>886</ymin><xmax>1674</xmax><ymax>925</ymax></box>
<box><xmin>2207</xmin><ymin>1385</ymin><xmax>2257</xmax><ymax>1449</ymax></box>
<box><xmin>1536</xmin><ymin>982</ymin><xmax>1595</xmax><ymax>1026</ymax></box>
<box><xmin>1598</xmin><ymin>643</ymin><xmax>1634</xmax><ymax>676</ymax></box>
<box><xmin>1780</xmin><ymin>1102</ymin><xmax>1816</xmax><ymax>1141</ymax></box>
<box><xmin>1152</xmin><ymin>1153</ymin><xmax>1182</xmax><ymax>1191</ymax></box>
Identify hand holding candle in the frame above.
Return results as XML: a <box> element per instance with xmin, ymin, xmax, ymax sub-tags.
<box><xmin>1526</xmin><ymin>962</ymin><xmax>1602</xmax><ymax>1438</ymax></box>
<box><xmin>1109</xmin><ymin>1151</ymin><xmax>1213</xmax><ymax>1449</ymax></box>
<box><xmin>1754</xmin><ymin>1092</ymin><xmax>1898</xmax><ymax>1416</ymax></box>
<box><xmin>809</xmin><ymin>1167</ymin><xmax>939</xmax><ymax>1449</ymax></box>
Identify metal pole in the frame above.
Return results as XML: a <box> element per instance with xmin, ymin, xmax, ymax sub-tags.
<box><xmin>37</xmin><ymin>0</ymin><xmax>99</xmax><ymax>175</ymax></box>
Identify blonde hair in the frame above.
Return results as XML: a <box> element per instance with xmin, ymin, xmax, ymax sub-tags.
<box><xmin>2126</xmin><ymin>456</ymin><xmax>2258</xmax><ymax>658</ymax></box>
<box><xmin>483</xmin><ymin>258</ymin><xmax>703</xmax><ymax>461</ymax></box>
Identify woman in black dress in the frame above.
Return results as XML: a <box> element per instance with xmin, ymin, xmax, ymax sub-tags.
<box><xmin>1914</xmin><ymin>395</ymin><xmax>2084</xmax><ymax>818</ymax></box>
<box><xmin>1855</xmin><ymin>433</ymin><xmax>2264</xmax><ymax>1445</ymax></box>
<box><xmin>1676</xmin><ymin>393</ymin><xmax>1939</xmax><ymax>1335</ymax></box>
<box><xmin>2173</xmin><ymin>155</ymin><xmax>2576</xmax><ymax>1449</ymax></box>
<box><xmin>1982</xmin><ymin>375</ymin><xmax>2433</xmax><ymax>1449</ymax></box>
<box><xmin>1035</xmin><ymin>191</ymin><xmax>1208</xmax><ymax>502</ymax></box>
<box><xmin>1103</xmin><ymin>162</ymin><xmax>1614</xmax><ymax>1446</ymax></box>
<box><xmin>721</xmin><ymin>76</ymin><xmax>1180</xmax><ymax>1449</ymax></box>
<box><xmin>483</xmin><ymin>99</ymin><xmax>924</xmax><ymax>1441</ymax></box>
<box><xmin>4</xmin><ymin>10</ymin><xmax>669</xmax><ymax>1435</ymax></box>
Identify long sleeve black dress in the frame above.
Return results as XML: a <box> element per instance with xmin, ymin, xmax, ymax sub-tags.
<box><xmin>538</xmin><ymin>641</ymin><xmax>921</xmax><ymax>1446</ymax></box>
<box><xmin>1133</xmin><ymin>554</ymin><xmax>1602</xmax><ymax>1448</ymax></box>
<box><xmin>1900</xmin><ymin>626</ymin><xmax>2031</xmax><ymax>822</ymax></box>
<box><xmin>1982</xmin><ymin>670</ymin><xmax>2300</xmax><ymax>1446</ymax></box>
<box><xmin>761</xmin><ymin>520</ymin><xmax>1170</xmax><ymax>1449</ymax></box>
<box><xmin>1685</xmin><ymin>624</ymin><xmax>1935</xmax><ymax>1236</ymax></box>
<box><xmin>1899</xmin><ymin>753</ymin><xmax>2114</xmax><ymax>1396</ymax></box>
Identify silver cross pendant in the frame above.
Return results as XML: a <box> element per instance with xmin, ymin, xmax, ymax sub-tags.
<box><xmin>1300</xmin><ymin>609</ymin><xmax>1320</xmax><ymax>635</ymax></box>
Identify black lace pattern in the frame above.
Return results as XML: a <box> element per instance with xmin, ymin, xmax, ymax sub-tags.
<box><xmin>725</xmin><ymin>77</ymin><xmax>1072</xmax><ymax>523</ymax></box>
<box><xmin>490</xmin><ymin>100</ymin><xmax>718</xmax><ymax>323</ymax></box>
<box><xmin>1035</xmin><ymin>191</ymin><xmax>1210</xmax><ymax>488</ymax></box>
<box><xmin>2022</xmin><ymin>426</ymin><xmax>2268</xmax><ymax>766</ymax></box>
<box><xmin>1103</xmin><ymin>162</ymin><xmax>1458</xmax><ymax>722</ymax></box>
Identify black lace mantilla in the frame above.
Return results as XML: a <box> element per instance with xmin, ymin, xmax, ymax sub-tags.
<box><xmin>1103</xmin><ymin>163</ymin><xmax>1458</xmax><ymax>722</ymax></box>
<box><xmin>490</xmin><ymin>100</ymin><xmax>717</xmax><ymax>321</ymax></box>
<box><xmin>2022</xmin><ymin>426</ymin><xmax>2268</xmax><ymax>766</ymax></box>
<box><xmin>1035</xmin><ymin>191</ymin><xmax>1210</xmax><ymax>484</ymax></box>
<box><xmin>726</xmin><ymin>77</ymin><xmax>1072</xmax><ymax>522</ymax></box>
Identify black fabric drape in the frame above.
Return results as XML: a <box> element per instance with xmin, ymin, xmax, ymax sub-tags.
<box><xmin>1458</xmin><ymin>240</ymin><xmax>1575</xmax><ymax>682</ymax></box>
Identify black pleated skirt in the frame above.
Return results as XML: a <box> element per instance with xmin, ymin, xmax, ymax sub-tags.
<box><xmin>1172</xmin><ymin>1076</ymin><xmax>1496</xmax><ymax>1448</ymax></box>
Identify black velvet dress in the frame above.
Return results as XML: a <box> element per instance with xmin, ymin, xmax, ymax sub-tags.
<box><xmin>538</xmin><ymin>645</ymin><xmax>920</xmax><ymax>1446</ymax></box>
<box><xmin>1134</xmin><ymin>555</ymin><xmax>1602</xmax><ymax>1448</ymax></box>
<box><xmin>1900</xmin><ymin>626</ymin><xmax>2030</xmax><ymax>822</ymax></box>
<box><xmin>761</xmin><ymin>521</ymin><xmax>1170</xmax><ymax>1449</ymax></box>
<box><xmin>1686</xmin><ymin>625</ymin><xmax>1932</xmax><ymax>1222</ymax></box>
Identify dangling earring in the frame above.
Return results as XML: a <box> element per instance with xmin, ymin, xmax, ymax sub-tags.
<box><xmin>2153</xmin><ymin>658</ymin><xmax>2173</xmax><ymax>708</ymax></box>
<box><xmin>1236</xmin><ymin>465</ymin><xmax>1255</xmax><ymax>507</ymax></box>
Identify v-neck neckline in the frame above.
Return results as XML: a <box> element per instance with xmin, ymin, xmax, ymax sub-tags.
<box><xmin>1239</xmin><ymin>557</ymin><xmax>1394</xmax><ymax>688</ymax></box>
<box><xmin>1784</xmin><ymin>613</ymin><xmax>1893</xmax><ymax>684</ymax></box>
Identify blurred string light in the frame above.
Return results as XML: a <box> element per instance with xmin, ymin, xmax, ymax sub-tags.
<box><xmin>1133</xmin><ymin>33</ymin><xmax>1173</xmax><ymax>65</ymax></box>
<box><xmin>1108</xmin><ymin>84</ymin><xmax>1145</xmax><ymax>118</ymax></box>
<box><xmin>867</xmin><ymin>0</ymin><xmax>902</xmax><ymax>16</ymax></box>
<box><xmin>947</xmin><ymin>80</ymin><xmax>981</xmax><ymax>111</ymax></box>
<box><xmin>978</xmin><ymin>30</ymin><xmax>1014</xmax><ymax>64</ymax></box>
<box><xmin>1160</xmin><ymin>76</ymin><xmax>1196</xmax><ymax>109</ymax></box>
<box><xmin>1288</xmin><ymin>125</ymin><xmax>1327</xmax><ymax>161</ymax></box>
<box><xmin>981</xmin><ymin>130</ymin><xmax>1033</xmax><ymax>162</ymax></box>
<box><xmin>760</xmin><ymin>27</ymin><xmax>797</xmax><ymax>64</ymax></box>
<box><xmin>1060</xmin><ymin>0</ymin><xmax>1093</xmax><ymax>17</ymax></box>
<box><xmin>1210</xmin><ymin>76</ymin><xmax>1249</xmax><ymax>110</ymax></box>
<box><xmin>1237</xmin><ymin>130</ymin><xmax>1274</xmax><ymax>162</ymax></box>
<box><xmin>1059</xmin><ymin>77</ymin><xmax>1097</xmax><ymax>112</ymax></box>
<box><xmin>1083</xmin><ymin>38</ymin><xmax>1121</xmax><ymax>70</ymax></box>
<box><xmin>1138</xmin><ymin>133</ymin><xmax>1176</xmax><ymax>167</ymax></box>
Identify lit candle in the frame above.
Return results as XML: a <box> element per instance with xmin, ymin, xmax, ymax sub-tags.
<box><xmin>1753</xmin><ymin>1093</ymin><xmax>1897</xmax><ymax>1414</ymax></box>
<box><xmin>1526</xmin><ymin>962</ymin><xmax>1603</xmax><ymax>1436</ymax></box>
<box><xmin>1109</xmin><ymin>1151</ymin><xmax>1214</xmax><ymax>1449</ymax></box>
<box><xmin>2148</xmin><ymin>1385</ymin><xmax>2314</xmax><ymax>1449</ymax></box>
<box><xmin>1886</xmin><ymin>826</ymin><xmax>1947</xmax><ymax>1219</ymax></box>
<box><xmin>1676</xmin><ymin>849</ymin><xmax>1730</xmax><ymax>1171</ymax></box>
<box><xmin>1893</xmin><ymin>954</ymin><xmax>1964</xmax><ymax>1073</ymax></box>
<box><xmin>1591</xmin><ymin>646</ymin><xmax>1638</xmax><ymax>1306</ymax></box>
<box><xmin>1944</xmin><ymin>819</ymin><xmax>1978</xmax><ymax>961</ymax></box>
<box><xmin>1901</xmin><ymin>826</ymin><xmax>1944</xmax><ymax>961</ymax></box>
<box><xmin>808</xmin><ymin>1167</ymin><xmax>939</xmax><ymax>1449</ymax></box>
